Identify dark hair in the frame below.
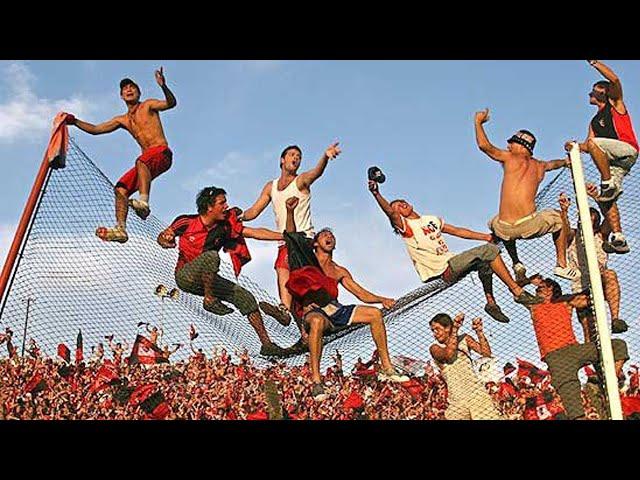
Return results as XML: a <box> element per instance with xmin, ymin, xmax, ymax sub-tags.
<box><xmin>430</xmin><ymin>313</ymin><xmax>452</xmax><ymax>328</ymax></box>
<box><xmin>543</xmin><ymin>278</ymin><xmax>563</xmax><ymax>300</ymax></box>
<box><xmin>196</xmin><ymin>186</ymin><xmax>227</xmax><ymax>214</ymax></box>
<box><xmin>313</xmin><ymin>227</ymin><xmax>334</xmax><ymax>244</ymax></box>
<box><xmin>280</xmin><ymin>145</ymin><xmax>302</xmax><ymax>160</ymax></box>
<box><xmin>389</xmin><ymin>199</ymin><xmax>406</xmax><ymax>235</ymax></box>
<box><xmin>593</xmin><ymin>80</ymin><xmax>611</xmax><ymax>93</ymax></box>
<box><xmin>119</xmin><ymin>78</ymin><xmax>140</xmax><ymax>94</ymax></box>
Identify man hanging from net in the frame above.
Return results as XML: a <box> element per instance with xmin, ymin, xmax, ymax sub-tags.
<box><xmin>241</xmin><ymin>142</ymin><xmax>342</xmax><ymax>345</ymax></box>
<box><xmin>156</xmin><ymin>186</ymin><xmax>288</xmax><ymax>357</ymax></box>
<box><xmin>525</xmin><ymin>276</ymin><xmax>629</xmax><ymax>420</ymax></box>
<box><xmin>558</xmin><ymin>191</ymin><xmax>627</xmax><ymax>336</ymax></box>
<box><xmin>282</xmin><ymin>196</ymin><xmax>409</xmax><ymax>401</ymax></box>
<box><xmin>564</xmin><ymin>60</ymin><xmax>638</xmax><ymax>254</ymax></box>
<box><xmin>368</xmin><ymin>172</ymin><xmax>541</xmax><ymax>324</ymax></box>
<box><xmin>474</xmin><ymin>108</ymin><xmax>580</xmax><ymax>283</ymax></box>
<box><xmin>65</xmin><ymin>67</ymin><xmax>177</xmax><ymax>243</ymax></box>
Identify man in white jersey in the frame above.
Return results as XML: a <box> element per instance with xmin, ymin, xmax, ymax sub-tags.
<box><xmin>558</xmin><ymin>191</ymin><xmax>627</xmax><ymax>337</ymax></box>
<box><xmin>242</xmin><ymin>143</ymin><xmax>341</xmax><ymax>346</ymax></box>
<box><xmin>369</xmin><ymin>180</ymin><xmax>542</xmax><ymax>323</ymax></box>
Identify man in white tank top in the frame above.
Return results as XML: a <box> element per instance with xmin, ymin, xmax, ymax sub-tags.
<box><xmin>369</xmin><ymin>179</ymin><xmax>542</xmax><ymax>324</ymax></box>
<box><xmin>242</xmin><ymin>142</ymin><xmax>342</xmax><ymax>345</ymax></box>
<box><xmin>429</xmin><ymin>312</ymin><xmax>503</xmax><ymax>420</ymax></box>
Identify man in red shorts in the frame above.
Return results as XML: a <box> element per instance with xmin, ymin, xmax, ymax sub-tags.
<box><xmin>66</xmin><ymin>67</ymin><xmax>177</xmax><ymax>243</ymax></box>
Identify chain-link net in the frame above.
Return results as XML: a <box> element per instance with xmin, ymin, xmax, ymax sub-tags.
<box><xmin>1</xmin><ymin>138</ymin><xmax>639</xmax><ymax>419</ymax></box>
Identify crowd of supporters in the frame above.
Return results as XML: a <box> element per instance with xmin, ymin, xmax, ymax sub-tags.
<box><xmin>2</xmin><ymin>340</ymin><xmax>639</xmax><ymax>420</ymax></box>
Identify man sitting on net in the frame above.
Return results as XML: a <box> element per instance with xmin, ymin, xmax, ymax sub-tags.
<box><xmin>282</xmin><ymin>196</ymin><xmax>409</xmax><ymax>401</ymax></box>
<box><xmin>474</xmin><ymin>108</ymin><xmax>579</xmax><ymax>283</ymax></box>
<box><xmin>157</xmin><ymin>186</ymin><xmax>288</xmax><ymax>357</ymax></box>
<box><xmin>368</xmin><ymin>174</ymin><xmax>541</xmax><ymax>324</ymax></box>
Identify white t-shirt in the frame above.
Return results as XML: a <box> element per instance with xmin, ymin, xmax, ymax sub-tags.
<box><xmin>398</xmin><ymin>215</ymin><xmax>454</xmax><ymax>282</ymax></box>
<box><xmin>271</xmin><ymin>176</ymin><xmax>314</xmax><ymax>244</ymax></box>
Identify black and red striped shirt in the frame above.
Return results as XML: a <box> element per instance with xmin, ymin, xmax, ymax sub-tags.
<box><xmin>169</xmin><ymin>214</ymin><xmax>234</xmax><ymax>272</ymax></box>
<box><xmin>591</xmin><ymin>102</ymin><xmax>639</xmax><ymax>151</ymax></box>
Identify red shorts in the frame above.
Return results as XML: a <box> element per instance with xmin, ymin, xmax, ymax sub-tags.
<box><xmin>274</xmin><ymin>244</ymin><xmax>289</xmax><ymax>270</ymax></box>
<box><xmin>115</xmin><ymin>145</ymin><xmax>173</xmax><ymax>196</ymax></box>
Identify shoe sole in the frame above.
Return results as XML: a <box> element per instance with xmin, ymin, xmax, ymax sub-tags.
<box><xmin>128</xmin><ymin>200</ymin><xmax>150</xmax><ymax>220</ymax></box>
<box><xmin>259</xmin><ymin>301</ymin><xmax>291</xmax><ymax>327</ymax></box>
<box><xmin>554</xmin><ymin>272</ymin><xmax>581</xmax><ymax>281</ymax></box>
<box><xmin>596</xmin><ymin>190</ymin><xmax>623</xmax><ymax>203</ymax></box>
<box><xmin>485</xmin><ymin>310</ymin><xmax>511</xmax><ymax>323</ymax></box>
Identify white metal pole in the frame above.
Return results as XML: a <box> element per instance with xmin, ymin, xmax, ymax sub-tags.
<box><xmin>569</xmin><ymin>143</ymin><xmax>623</xmax><ymax>420</ymax></box>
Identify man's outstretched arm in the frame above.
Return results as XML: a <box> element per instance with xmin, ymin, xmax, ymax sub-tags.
<box><xmin>475</xmin><ymin>109</ymin><xmax>511</xmax><ymax>162</ymax></box>
<box><xmin>368</xmin><ymin>181</ymin><xmax>404</xmax><ymax>232</ymax></box>
<box><xmin>147</xmin><ymin>67</ymin><xmax>178</xmax><ymax>111</ymax></box>
<box><xmin>243</xmin><ymin>227</ymin><xmax>283</xmax><ymax>242</ymax></box>
<box><xmin>298</xmin><ymin>142</ymin><xmax>341</xmax><ymax>188</ymax></box>
<box><xmin>589</xmin><ymin>60</ymin><xmax>623</xmax><ymax>101</ymax></box>
<box><xmin>338</xmin><ymin>266</ymin><xmax>395</xmax><ymax>309</ymax></box>
<box><xmin>68</xmin><ymin>115</ymin><xmax>122</xmax><ymax>135</ymax></box>
<box><xmin>242</xmin><ymin>182</ymin><xmax>272</xmax><ymax>222</ymax></box>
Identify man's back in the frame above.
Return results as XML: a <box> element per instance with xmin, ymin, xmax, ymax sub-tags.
<box><xmin>499</xmin><ymin>154</ymin><xmax>546</xmax><ymax>222</ymax></box>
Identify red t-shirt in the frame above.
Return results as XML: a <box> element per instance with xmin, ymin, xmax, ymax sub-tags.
<box><xmin>169</xmin><ymin>214</ymin><xmax>234</xmax><ymax>272</ymax></box>
<box><xmin>530</xmin><ymin>302</ymin><xmax>579</xmax><ymax>360</ymax></box>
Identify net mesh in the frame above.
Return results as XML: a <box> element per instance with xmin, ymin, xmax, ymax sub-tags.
<box><xmin>1</xmin><ymin>138</ymin><xmax>639</xmax><ymax>419</ymax></box>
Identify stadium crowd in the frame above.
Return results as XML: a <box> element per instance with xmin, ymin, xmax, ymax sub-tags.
<box><xmin>1</xmin><ymin>339</ymin><xmax>639</xmax><ymax>420</ymax></box>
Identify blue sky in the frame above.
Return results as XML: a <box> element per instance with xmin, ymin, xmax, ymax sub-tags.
<box><xmin>2</xmin><ymin>59</ymin><xmax>640</xmax><ymax>308</ymax></box>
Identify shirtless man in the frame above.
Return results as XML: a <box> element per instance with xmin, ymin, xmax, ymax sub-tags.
<box><xmin>283</xmin><ymin>197</ymin><xmax>408</xmax><ymax>400</ymax></box>
<box><xmin>66</xmin><ymin>68</ymin><xmax>177</xmax><ymax>243</ymax></box>
<box><xmin>475</xmin><ymin>108</ymin><xmax>579</xmax><ymax>282</ymax></box>
<box><xmin>564</xmin><ymin>60</ymin><xmax>638</xmax><ymax>254</ymax></box>
<box><xmin>241</xmin><ymin>143</ymin><xmax>341</xmax><ymax>339</ymax></box>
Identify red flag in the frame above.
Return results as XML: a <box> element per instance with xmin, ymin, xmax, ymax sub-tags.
<box><xmin>128</xmin><ymin>384</ymin><xmax>156</xmax><ymax>407</ymax></box>
<box><xmin>246</xmin><ymin>410</ymin><xmax>268</xmax><ymax>420</ymax></box>
<box><xmin>75</xmin><ymin>330</ymin><xmax>83</xmax><ymax>364</ymax></box>
<box><xmin>129</xmin><ymin>335</ymin><xmax>168</xmax><ymax>365</ymax></box>
<box><xmin>24</xmin><ymin>373</ymin><xmax>47</xmax><ymax>394</ymax></box>
<box><xmin>88</xmin><ymin>361</ymin><xmax>119</xmax><ymax>395</ymax></box>
<box><xmin>401</xmin><ymin>378</ymin><xmax>425</xmax><ymax>399</ymax></box>
<box><xmin>583</xmin><ymin>366</ymin><xmax>597</xmax><ymax>377</ymax></box>
<box><xmin>57</xmin><ymin>344</ymin><xmax>70</xmax><ymax>363</ymax></box>
<box><xmin>517</xmin><ymin>358</ymin><xmax>549</xmax><ymax>384</ymax></box>
<box><xmin>499</xmin><ymin>380</ymin><xmax>518</xmax><ymax>399</ymax></box>
<box><xmin>621</xmin><ymin>395</ymin><xmax>640</xmax><ymax>417</ymax></box>
<box><xmin>224</xmin><ymin>208</ymin><xmax>251</xmax><ymax>277</ymax></box>
<box><xmin>343</xmin><ymin>391</ymin><xmax>365</xmax><ymax>410</ymax></box>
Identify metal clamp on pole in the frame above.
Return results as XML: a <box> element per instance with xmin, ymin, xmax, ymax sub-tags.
<box><xmin>568</xmin><ymin>143</ymin><xmax>623</xmax><ymax>420</ymax></box>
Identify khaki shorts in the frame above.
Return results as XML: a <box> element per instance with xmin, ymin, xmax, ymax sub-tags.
<box><xmin>488</xmin><ymin>209</ymin><xmax>562</xmax><ymax>242</ymax></box>
<box><xmin>592</xmin><ymin>137</ymin><xmax>638</xmax><ymax>192</ymax></box>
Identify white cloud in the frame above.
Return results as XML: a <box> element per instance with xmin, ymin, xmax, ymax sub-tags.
<box><xmin>181</xmin><ymin>149</ymin><xmax>276</xmax><ymax>192</ymax></box>
<box><xmin>0</xmin><ymin>62</ymin><xmax>95</xmax><ymax>143</ymax></box>
<box><xmin>0</xmin><ymin>223</ymin><xmax>16</xmax><ymax>267</ymax></box>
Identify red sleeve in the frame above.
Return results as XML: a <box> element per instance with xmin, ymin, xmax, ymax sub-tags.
<box><xmin>170</xmin><ymin>214</ymin><xmax>196</xmax><ymax>236</ymax></box>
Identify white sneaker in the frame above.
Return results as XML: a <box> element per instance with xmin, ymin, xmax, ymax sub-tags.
<box><xmin>554</xmin><ymin>266</ymin><xmax>581</xmax><ymax>281</ymax></box>
<box><xmin>377</xmin><ymin>369</ymin><xmax>410</xmax><ymax>383</ymax></box>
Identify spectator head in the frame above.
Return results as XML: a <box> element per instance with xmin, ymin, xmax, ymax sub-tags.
<box><xmin>389</xmin><ymin>199</ymin><xmax>414</xmax><ymax>234</ymax></box>
<box><xmin>196</xmin><ymin>186</ymin><xmax>228</xmax><ymax>220</ymax></box>
<box><xmin>429</xmin><ymin>313</ymin><xmax>453</xmax><ymax>343</ymax></box>
<box><xmin>313</xmin><ymin>228</ymin><xmax>336</xmax><ymax>253</ymax></box>
<box><xmin>535</xmin><ymin>277</ymin><xmax>563</xmax><ymax>301</ymax></box>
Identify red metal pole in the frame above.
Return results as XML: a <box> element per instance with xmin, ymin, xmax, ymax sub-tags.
<box><xmin>0</xmin><ymin>153</ymin><xmax>51</xmax><ymax>302</ymax></box>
